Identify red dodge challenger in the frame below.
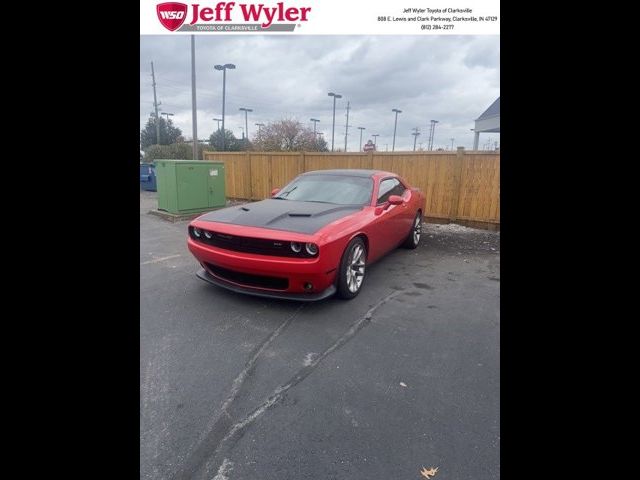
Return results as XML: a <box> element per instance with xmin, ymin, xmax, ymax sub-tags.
<box><xmin>187</xmin><ymin>169</ymin><xmax>426</xmax><ymax>301</ymax></box>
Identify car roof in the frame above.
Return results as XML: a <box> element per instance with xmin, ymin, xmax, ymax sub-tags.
<box><xmin>301</xmin><ymin>169</ymin><xmax>395</xmax><ymax>178</ymax></box>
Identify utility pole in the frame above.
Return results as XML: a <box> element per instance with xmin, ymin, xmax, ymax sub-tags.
<box><xmin>372</xmin><ymin>134</ymin><xmax>379</xmax><ymax>148</ymax></box>
<box><xmin>344</xmin><ymin>101</ymin><xmax>351</xmax><ymax>151</ymax></box>
<box><xmin>428</xmin><ymin>119</ymin><xmax>439</xmax><ymax>151</ymax></box>
<box><xmin>412</xmin><ymin>127</ymin><xmax>420</xmax><ymax>151</ymax></box>
<box><xmin>151</xmin><ymin>61</ymin><xmax>161</xmax><ymax>144</ymax></box>
<box><xmin>357</xmin><ymin>127</ymin><xmax>365</xmax><ymax>151</ymax></box>
<box><xmin>191</xmin><ymin>36</ymin><xmax>198</xmax><ymax>160</ymax></box>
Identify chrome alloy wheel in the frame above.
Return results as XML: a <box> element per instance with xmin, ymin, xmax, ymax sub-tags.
<box><xmin>346</xmin><ymin>244</ymin><xmax>366</xmax><ymax>293</ymax></box>
<box><xmin>413</xmin><ymin>215</ymin><xmax>422</xmax><ymax>244</ymax></box>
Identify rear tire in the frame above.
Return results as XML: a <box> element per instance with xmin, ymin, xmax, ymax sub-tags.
<box><xmin>402</xmin><ymin>212</ymin><xmax>422</xmax><ymax>249</ymax></box>
<box><xmin>337</xmin><ymin>237</ymin><xmax>367</xmax><ymax>299</ymax></box>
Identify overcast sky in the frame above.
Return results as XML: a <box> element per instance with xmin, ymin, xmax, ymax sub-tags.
<box><xmin>140</xmin><ymin>35</ymin><xmax>499</xmax><ymax>151</ymax></box>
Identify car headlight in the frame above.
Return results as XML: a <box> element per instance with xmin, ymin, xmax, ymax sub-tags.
<box><xmin>204</xmin><ymin>231</ymin><xmax>212</xmax><ymax>239</ymax></box>
<box><xmin>305</xmin><ymin>243</ymin><xmax>318</xmax><ymax>255</ymax></box>
<box><xmin>290</xmin><ymin>242</ymin><xmax>302</xmax><ymax>253</ymax></box>
<box><xmin>193</xmin><ymin>227</ymin><xmax>201</xmax><ymax>238</ymax></box>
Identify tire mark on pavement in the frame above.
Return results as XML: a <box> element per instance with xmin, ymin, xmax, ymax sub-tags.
<box><xmin>196</xmin><ymin>289</ymin><xmax>402</xmax><ymax>480</ymax></box>
<box><xmin>173</xmin><ymin>304</ymin><xmax>305</xmax><ymax>480</ymax></box>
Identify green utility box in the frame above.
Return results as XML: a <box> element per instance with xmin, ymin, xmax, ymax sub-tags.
<box><xmin>154</xmin><ymin>159</ymin><xmax>226</xmax><ymax>214</ymax></box>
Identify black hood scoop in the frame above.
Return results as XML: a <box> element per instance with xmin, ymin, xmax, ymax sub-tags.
<box><xmin>197</xmin><ymin>199</ymin><xmax>364</xmax><ymax>235</ymax></box>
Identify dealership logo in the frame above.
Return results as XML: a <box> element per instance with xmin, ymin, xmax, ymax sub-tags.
<box><xmin>157</xmin><ymin>2</ymin><xmax>188</xmax><ymax>31</ymax></box>
<box><xmin>156</xmin><ymin>2</ymin><xmax>312</xmax><ymax>31</ymax></box>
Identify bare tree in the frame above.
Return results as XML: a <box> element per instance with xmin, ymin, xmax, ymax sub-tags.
<box><xmin>252</xmin><ymin>119</ymin><xmax>328</xmax><ymax>152</ymax></box>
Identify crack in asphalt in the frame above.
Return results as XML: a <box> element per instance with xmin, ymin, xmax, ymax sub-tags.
<box><xmin>172</xmin><ymin>304</ymin><xmax>304</xmax><ymax>480</ymax></box>
<box><xmin>196</xmin><ymin>289</ymin><xmax>403</xmax><ymax>480</ymax></box>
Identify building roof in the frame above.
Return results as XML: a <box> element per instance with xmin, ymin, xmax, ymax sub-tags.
<box><xmin>477</xmin><ymin>97</ymin><xmax>500</xmax><ymax>120</ymax></box>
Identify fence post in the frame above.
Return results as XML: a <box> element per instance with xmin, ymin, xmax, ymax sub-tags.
<box><xmin>301</xmin><ymin>151</ymin><xmax>306</xmax><ymax>173</ymax></box>
<box><xmin>449</xmin><ymin>147</ymin><xmax>465</xmax><ymax>222</ymax></box>
<box><xmin>248</xmin><ymin>152</ymin><xmax>254</xmax><ymax>200</ymax></box>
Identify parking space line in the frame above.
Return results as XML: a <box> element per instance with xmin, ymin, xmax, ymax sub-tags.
<box><xmin>141</xmin><ymin>254</ymin><xmax>181</xmax><ymax>265</ymax></box>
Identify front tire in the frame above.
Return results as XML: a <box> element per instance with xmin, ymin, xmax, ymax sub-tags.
<box><xmin>402</xmin><ymin>212</ymin><xmax>422</xmax><ymax>249</ymax></box>
<box><xmin>337</xmin><ymin>237</ymin><xmax>367</xmax><ymax>299</ymax></box>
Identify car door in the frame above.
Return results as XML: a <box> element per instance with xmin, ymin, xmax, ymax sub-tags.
<box><xmin>374</xmin><ymin>177</ymin><xmax>409</xmax><ymax>252</ymax></box>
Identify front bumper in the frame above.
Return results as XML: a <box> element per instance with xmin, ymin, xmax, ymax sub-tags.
<box><xmin>188</xmin><ymin>237</ymin><xmax>339</xmax><ymax>300</ymax></box>
<box><xmin>196</xmin><ymin>268</ymin><xmax>336</xmax><ymax>302</ymax></box>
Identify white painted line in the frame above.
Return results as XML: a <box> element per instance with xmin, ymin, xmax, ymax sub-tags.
<box><xmin>141</xmin><ymin>254</ymin><xmax>181</xmax><ymax>265</ymax></box>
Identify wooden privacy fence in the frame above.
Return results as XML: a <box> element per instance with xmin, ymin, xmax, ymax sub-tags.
<box><xmin>202</xmin><ymin>149</ymin><xmax>500</xmax><ymax>230</ymax></box>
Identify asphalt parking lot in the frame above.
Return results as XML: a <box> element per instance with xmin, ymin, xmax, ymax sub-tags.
<box><xmin>140</xmin><ymin>190</ymin><xmax>500</xmax><ymax>480</ymax></box>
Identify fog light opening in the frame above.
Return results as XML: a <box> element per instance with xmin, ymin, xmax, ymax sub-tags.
<box><xmin>304</xmin><ymin>282</ymin><xmax>313</xmax><ymax>291</ymax></box>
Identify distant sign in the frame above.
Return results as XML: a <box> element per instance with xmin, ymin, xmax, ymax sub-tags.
<box><xmin>363</xmin><ymin>140</ymin><xmax>376</xmax><ymax>152</ymax></box>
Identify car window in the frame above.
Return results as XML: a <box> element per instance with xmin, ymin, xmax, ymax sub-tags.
<box><xmin>274</xmin><ymin>174</ymin><xmax>373</xmax><ymax>205</ymax></box>
<box><xmin>377</xmin><ymin>178</ymin><xmax>406</xmax><ymax>204</ymax></box>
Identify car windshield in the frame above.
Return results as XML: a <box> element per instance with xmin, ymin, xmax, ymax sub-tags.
<box><xmin>274</xmin><ymin>174</ymin><xmax>373</xmax><ymax>205</ymax></box>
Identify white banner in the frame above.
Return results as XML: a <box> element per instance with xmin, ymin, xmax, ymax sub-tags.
<box><xmin>141</xmin><ymin>0</ymin><xmax>500</xmax><ymax>35</ymax></box>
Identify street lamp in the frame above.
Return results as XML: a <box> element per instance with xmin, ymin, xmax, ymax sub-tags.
<box><xmin>161</xmin><ymin>112</ymin><xmax>174</xmax><ymax>121</ymax></box>
<box><xmin>357</xmin><ymin>127</ymin><xmax>366</xmax><ymax>151</ymax></box>
<box><xmin>214</xmin><ymin>63</ymin><xmax>236</xmax><ymax>150</ymax></box>
<box><xmin>372</xmin><ymin>134</ymin><xmax>379</xmax><ymax>148</ymax></box>
<box><xmin>392</xmin><ymin>109</ymin><xmax>402</xmax><ymax>152</ymax></box>
<box><xmin>255</xmin><ymin>122</ymin><xmax>264</xmax><ymax>135</ymax></box>
<box><xmin>412</xmin><ymin>128</ymin><xmax>420</xmax><ymax>151</ymax></box>
<box><xmin>328</xmin><ymin>92</ymin><xmax>342</xmax><ymax>152</ymax></box>
<box><xmin>239</xmin><ymin>107</ymin><xmax>253</xmax><ymax>141</ymax></box>
<box><xmin>213</xmin><ymin>117</ymin><xmax>222</xmax><ymax>131</ymax></box>
<box><xmin>450</xmin><ymin>138</ymin><xmax>455</xmax><ymax>150</ymax></box>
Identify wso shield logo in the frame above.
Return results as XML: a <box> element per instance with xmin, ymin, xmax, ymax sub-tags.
<box><xmin>157</xmin><ymin>2</ymin><xmax>188</xmax><ymax>31</ymax></box>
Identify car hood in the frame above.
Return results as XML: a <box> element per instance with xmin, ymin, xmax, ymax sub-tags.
<box><xmin>197</xmin><ymin>199</ymin><xmax>364</xmax><ymax>235</ymax></box>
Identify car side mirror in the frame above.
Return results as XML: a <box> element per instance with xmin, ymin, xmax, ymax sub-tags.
<box><xmin>271</xmin><ymin>188</ymin><xmax>281</xmax><ymax>197</ymax></box>
<box><xmin>388</xmin><ymin>195</ymin><xmax>404</xmax><ymax>205</ymax></box>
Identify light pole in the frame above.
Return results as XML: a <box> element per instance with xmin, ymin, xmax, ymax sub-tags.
<box><xmin>450</xmin><ymin>138</ymin><xmax>455</xmax><ymax>150</ymax></box>
<box><xmin>328</xmin><ymin>92</ymin><xmax>342</xmax><ymax>152</ymax></box>
<box><xmin>214</xmin><ymin>63</ymin><xmax>236</xmax><ymax>150</ymax></box>
<box><xmin>357</xmin><ymin>127</ymin><xmax>365</xmax><ymax>151</ymax></box>
<box><xmin>392</xmin><ymin>109</ymin><xmax>402</xmax><ymax>152</ymax></box>
<box><xmin>255</xmin><ymin>122</ymin><xmax>264</xmax><ymax>135</ymax></box>
<box><xmin>310</xmin><ymin>118</ymin><xmax>320</xmax><ymax>136</ymax></box>
<box><xmin>412</xmin><ymin>127</ymin><xmax>420</xmax><ymax>151</ymax></box>
<box><xmin>213</xmin><ymin>117</ymin><xmax>222</xmax><ymax>131</ymax></box>
<box><xmin>239</xmin><ymin>107</ymin><xmax>252</xmax><ymax>141</ymax></box>
<box><xmin>310</xmin><ymin>118</ymin><xmax>320</xmax><ymax>147</ymax></box>
<box><xmin>161</xmin><ymin>112</ymin><xmax>174</xmax><ymax>121</ymax></box>
<box><xmin>372</xmin><ymin>134</ymin><xmax>379</xmax><ymax>148</ymax></box>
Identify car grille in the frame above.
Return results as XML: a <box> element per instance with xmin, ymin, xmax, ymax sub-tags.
<box><xmin>189</xmin><ymin>227</ymin><xmax>315</xmax><ymax>257</ymax></box>
<box><xmin>204</xmin><ymin>262</ymin><xmax>289</xmax><ymax>290</ymax></box>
